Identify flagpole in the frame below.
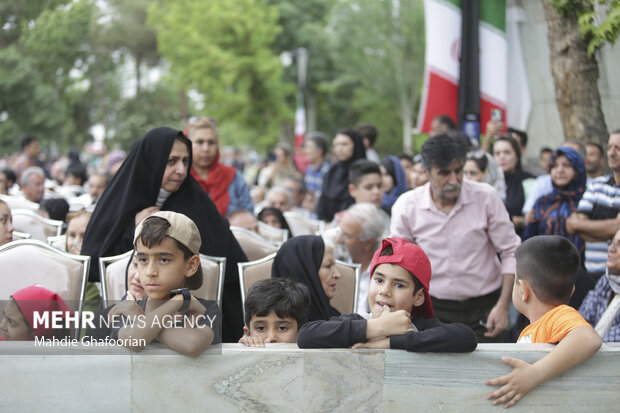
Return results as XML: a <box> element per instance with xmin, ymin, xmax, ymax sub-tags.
<box><xmin>458</xmin><ymin>0</ymin><xmax>480</xmax><ymax>144</ymax></box>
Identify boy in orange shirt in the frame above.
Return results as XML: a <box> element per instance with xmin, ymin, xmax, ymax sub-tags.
<box><xmin>486</xmin><ymin>235</ymin><xmax>601</xmax><ymax>408</ymax></box>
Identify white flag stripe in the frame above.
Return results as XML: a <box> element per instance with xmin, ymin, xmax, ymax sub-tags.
<box><xmin>480</xmin><ymin>25</ymin><xmax>507</xmax><ymax>103</ymax></box>
<box><xmin>425</xmin><ymin>0</ymin><xmax>461</xmax><ymax>81</ymax></box>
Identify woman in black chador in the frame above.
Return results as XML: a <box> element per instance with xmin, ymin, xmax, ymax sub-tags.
<box><xmin>81</xmin><ymin>127</ymin><xmax>247</xmax><ymax>342</ymax></box>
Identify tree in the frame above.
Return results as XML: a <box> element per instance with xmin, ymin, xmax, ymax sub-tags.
<box><xmin>269</xmin><ymin>0</ymin><xmax>338</xmax><ymax>136</ymax></box>
<box><xmin>0</xmin><ymin>0</ymin><xmax>96</xmax><ymax>151</ymax></box>
<box><xmin>149</xmin><ymin>0</ymin><xmax>291</xmax><ymax>149</ymax></box>
<box><xmin>327</xmin><ymin>0</ymin><xmax>426</xmax><ymax>155</ymax></box>
<box><xmin>542</xmin><ymin>0</ymin><xmax>609</xmax><ymax>146</ymax></box>
<box><xmin>100</xmin><ymin>0</ymin><xmax>160</xmax><ymax>96</ymax></box>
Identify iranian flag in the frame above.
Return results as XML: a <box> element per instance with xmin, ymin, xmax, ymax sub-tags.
<box><xmin>293</xmin><ymin>91</ymin><xmax>309</xmax><ymax>172</ymax></box>
<box><xmin>417</xmin><ymin>0</ymin><xmax>507</xmax><ymax>134</ymax></box>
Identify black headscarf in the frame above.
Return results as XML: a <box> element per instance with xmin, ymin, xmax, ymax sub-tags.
<box><xmin>317</xmin><ymin>128</ymin><xmax>366</xmax><ymax>221</ymax></box>
<box><xmin>494</xmin><ymin>136</ymin><xmax>533</xmax><ymax>221</ymax></box>
<box><xmin>271</xmin><ymin>235</ymin><xmax>340</xmax><ymax>322</ymax></box>
<box><xmin>81</xmin><ymin>126</ymin><xmax>247</xmax><ymax>341</ymax></box>
<box><xmin>257</xmin><ymin>207</ymin><xmax>293</xmax><ymax>239</ymax></box>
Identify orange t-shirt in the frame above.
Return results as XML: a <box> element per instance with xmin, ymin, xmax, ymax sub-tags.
<box><xmin>518</xmin><ymin>305</ymin><xmax>590</xmax><ymax>344</ymax></box>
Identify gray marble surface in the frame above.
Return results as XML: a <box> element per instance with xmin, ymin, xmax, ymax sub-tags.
<box><xmin>0</xmin><ymin>343</ymin><xmax>619</xmax><ymax>412</ymax></box>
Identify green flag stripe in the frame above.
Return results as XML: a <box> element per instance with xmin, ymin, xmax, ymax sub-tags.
<box><xmin>433</xmin><ymin>0</ymin><xmax>505</xmax><ymax>33</ymax></box>
<box><xmin>480</xmin><ymin>0</ymin><xmax>505</xmax><ymax>32</ymax></box>
<box><xmin>437</xmin><ymin>0</ymin><xmax>460</xmax><ymax>11</ymax></box>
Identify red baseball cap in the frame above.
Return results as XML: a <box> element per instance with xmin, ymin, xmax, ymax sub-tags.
<box><xmin>369</xmin><ymin>237</ymin><xmax>434</xmax><ymax>318</ymax></box>
<box><xmin>11</xmin><ymin>284</ymin><xmax>72</xmax><ymax>338</ymax></box>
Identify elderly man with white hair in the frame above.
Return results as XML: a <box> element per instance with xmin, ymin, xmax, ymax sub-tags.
<box><xmin>20</xmin><ymin>166</ymin><xmax>46</xmax><ymax>204</ymax></box>
<box><xmin>334</xmin><ymin>202</ymin><xmax>386</xmax><ymax>315</ymax></box>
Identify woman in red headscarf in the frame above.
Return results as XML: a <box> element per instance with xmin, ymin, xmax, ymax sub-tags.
<box><xmin>186</xmin><ymin>117</ymin><xmax>253</xmax><ymax>217</ymax></box>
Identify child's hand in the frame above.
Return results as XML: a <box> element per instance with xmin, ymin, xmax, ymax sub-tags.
<box><xmin>486</xmin><ymin>356</ymin><xmax>539</xmax><ymax>408</ymax></box>
<box><xmin>352</xmin><ymin>337</ymin><xmax>390</xmax><ymax>349</ymax></box>
<box><xmin>125</xmin><ymin>290</ymin><xmax>135</xmax><ymax>301</ymax></box>
<box><xmin>238</xmin><ymin>336</ymin><xmax>271</xmax><ymax>347</ymax></box>
<box><xmin>108</xmin><ymin>300</ymin><xmax>144</xmax><ymax>319</ymax></box>
<box><xmin>376</xmin><ymin>305</ymin><xmax>413</xmax><ymax>337</ymax></box>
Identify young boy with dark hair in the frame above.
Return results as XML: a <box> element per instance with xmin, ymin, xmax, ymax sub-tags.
<box><xmin>347</xmin><ymin>159</ymin><xmax>383</xmax><ymax>209</ymax></box>
<box><xmin>110</xmin><ymin>211</ymin><xmax>221</xmax><ymax>357</ymax></box>
<box><xmin>486</xmin><ymin>235</ymin><xmax>601</xmax><ymax>408</ymax></box>
<box><xmin>297</xmin><ymin>237</ymin><xmax>477</xmax><ymax>352</ymax></box>
<box><xmin>239</xmin><ymin>278</ymin><xmax>310</xmax><ymax>347</ymax></box>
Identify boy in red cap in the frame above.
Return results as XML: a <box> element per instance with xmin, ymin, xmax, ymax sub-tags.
<box><xmin>297</xmin><ymin>237</ymin><xmax>477</xmax><ymax>351</ymax></box>
<box><xmin>0</xmin><ymin>284</ymin><xmax>71</xmax><ymax>341</ymax></box>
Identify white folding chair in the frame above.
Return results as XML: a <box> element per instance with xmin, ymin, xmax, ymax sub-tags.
<box><xmin>283</xmin><ymin>211</ymin><xmax>325</xmax><ymax>236</ymax></box>
<box><xmin>99</xmin><ymin>250</ymin><xmax>134</xmax><ymax>307</ymax></box>
<box><xmin>257</xmin><ymin>221</ymin><xmax>289</xmax><ymax>244</ymax></box>
<box><xmin>230</xmin><ymin>226</ymin><xmax>279</xmax><ymax>261</ymax></box>
<box><xmin>237</xmin><ymin>253</ymin><xmax>276</xmax><ymax>316</ymax></box>
<box><xmin>47</xmin><ymin>235</ymin><xmax>67</xmax><ymax>252</ymax></box>
<box><xmin>0</xmin><ymin>194</ymin><xmax>40</xmax><ymax>211</ymax></box>
<box><xmin>12</xmin><ymin>209</ymin><xmax>63</xmax><ymax>241</ymax></box>
<box><xmin>193</xmin><ymin>254</ymin><xmax>226</xmax><ymax>308</ymax></box>
<box><xmin>0</xmin><ymin>239</ymin><xmax>90</xmax><ymax>339</ymax></box>
<box><xmin>331</xmin><ymin>260</ymin><xmax>361</xmax><ymax>315</ymax></box>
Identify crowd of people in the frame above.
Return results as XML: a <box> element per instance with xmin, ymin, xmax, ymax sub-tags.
<box><xmin>1</xmin><ymin>116</ymin><xmax>618</xmax><ymax>407</ymax></box>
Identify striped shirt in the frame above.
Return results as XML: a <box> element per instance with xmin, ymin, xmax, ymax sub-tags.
<box><xmin>577</xmin><ymin>175</ymin><xmax>620</xmax><ymax>273</ymax></box>
<box><xmin>304</xmin><ymin>160</ymin><xmax>331</xmax><ymax>198</ymax></box>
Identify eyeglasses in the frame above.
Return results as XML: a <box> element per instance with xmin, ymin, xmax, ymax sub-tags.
<box><xmin>607</xmin><ymin>239</ymin><xmax>620</xmax><ymax>250</ymax></box>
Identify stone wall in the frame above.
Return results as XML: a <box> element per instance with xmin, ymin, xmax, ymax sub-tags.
<box><xmin>1</xmin><ymin>342</ymin><xmax>619</xmax><ymax>412</ymax></box>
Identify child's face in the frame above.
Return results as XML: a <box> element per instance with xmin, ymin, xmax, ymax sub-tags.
<box><xmin>512</xmin><ymin>277</ymin><xmax>525</xmax><ymax>315</ymax></box>
<box><xmin>243</xmin><ymin>310</ymin><xmax>299</xmax><ymax>343</ymax></box>
<box><xmin>350</xmin><ymin>173</ymin><xmax>383</xmax><ymax>207</ymax></box>
<box><xmin>0</xmin><ymin>299</ymin><xmax>34</xmax><ymax>341</ymax></box>
<box><xmin>368</xmin><ymin>263</ymin><xmax>424</xmax><ymax>319</ymax></box>
<box><xmin>135</xmin><ymin>237</ymin><xmax>198</xmax><ymax>300</ymax></box>
<box><xmin>127</xmin><ymin>256</ymin><xmax>146</xmax><ymax>300</ymax></box>
<box><xmin>66</xmin><ymin>214</ymin><xmax>90</xmax><ymax>255</ymax></box>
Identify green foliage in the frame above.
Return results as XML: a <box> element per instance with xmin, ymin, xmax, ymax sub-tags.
<box><xmin>0</xmin><ymin>46</ymin><xmax>66</xmax><ymax>152</ymax></box>
<box><xmin>552</xmin><ymin>0</ymin><xmax>620</xmax><ymax>56</ymax></box>
<box><xmin>325</xmin><ymin>0</ymin><xmax>426</xmax><ymax>155</ymax></box>
<box><xmin>107</xmin><ymin>81</ymin><xmax>187</xmax><ymax>148</ymax></box>
<box><xmin>0</xmin><ymin>0</ymin><xmax>69</xmax><ymax>47</ymax></box>
<box><xmin>149</xmin><ymin>0</ymin><xmax>292</xmax><ymax>149</ymax></box>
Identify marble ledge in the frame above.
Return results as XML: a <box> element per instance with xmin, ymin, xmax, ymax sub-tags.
<box><xmin>0</xmin><ymin>343</ymin><xmax>619</xmax><ymax>413</ymax></box>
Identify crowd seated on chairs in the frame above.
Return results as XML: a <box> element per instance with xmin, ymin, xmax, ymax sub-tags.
<box><xmin>2</xmin><ymin>123</ymin><xmax>618</xmax><ymax>409</ymax></box>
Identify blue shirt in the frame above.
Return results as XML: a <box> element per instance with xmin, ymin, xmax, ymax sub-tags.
<box><xmin>226</xmin><ymin>170</ymin><xmax>254</xmax><ymax>216</ymax></box>
<box><xmin>304</xmin><ymin>160</ymin><xmax>331</xmax><ymax>197</ymax></box>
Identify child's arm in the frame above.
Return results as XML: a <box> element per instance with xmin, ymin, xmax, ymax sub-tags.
<box><xmin>156</xmin><ymin>297</ymin><xmax>216</xmax><ymax>358</ymax></box>
<box><xmin>297</xmin><ymin>314</ymin><xmax>367</xmax><ymax>348</ymax></box>
<box><xmin>391</xmin><ymin>318</ymin><xmax>478</xmax><ymax>352</ymax></box>
<box><xmin>352</xmin><ymin>317</ymin><xmax>477</xmax><ymax>352</ymax></box>
<box><xmin>116</xmin><ymin>298</ymin><xmax>184</xmax><ymax>351</ymax></box>
<box><xmin>486</xmin><ymin>325</ymin><xmax>602</xmax><ymax>408</ymax></box>
<box><xmin>297</xmin><ymin>306</ymin><xmax>412</xmax><ymax>348</ymax></box>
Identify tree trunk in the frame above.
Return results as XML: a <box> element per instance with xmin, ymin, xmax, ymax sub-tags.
<box><xmin>135</xmin><ymin>55</ymin><xmax>142</xmax><ymax>97</ymax></box>
<box><xmin>541</xmin><ymin>0</ymin><xmax>608</xmax><ymax>147</ymax></box>
<box><xmin>178</xmin><ymin>88</ymin><xmax>188</xmax><ymax>121</ymax></box>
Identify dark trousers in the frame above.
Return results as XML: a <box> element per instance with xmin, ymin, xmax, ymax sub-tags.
<box><xmin>431</xmin><ymin>289</ymin><xmax>506</xmax><ymax>343</ymax></box>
